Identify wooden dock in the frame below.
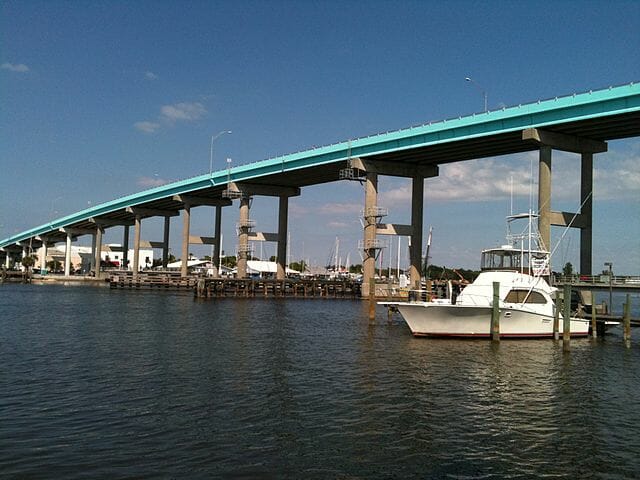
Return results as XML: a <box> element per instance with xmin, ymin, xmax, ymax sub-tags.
<box><xmin>109</xmin><ymin>271</ymin><xmax>198</xmax><ymax>290</ymax></box>
<box><xmin>0</xmin><ymin>270</ymin><xmax>32</xmax><ymax>283</ymax></box>
<box><xmin>108</xmin><ymin>272</ymin><xmax>363</xmax><ymax>298</ymax></box>
<box><xmin>195</xmin><ymin>277</ymin><xmax>362</xmax><ymax>299</ymax></box>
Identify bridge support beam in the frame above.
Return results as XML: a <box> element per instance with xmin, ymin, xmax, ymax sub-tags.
<box><xmin>94</xmin><ymin>226</ymin><xmax>103</xmax><ymax>279</ymax></box>
<box><xmin>276</xmin><ymin>196</ymin><xmax>289</xmax><ymax>280</ymax></box>
<box><xmin>65</xmin><ymin>232</ymin><xmax>72</xmax><ymax>276</ymax></box>
<box><xmin>409</xmin><ymin>176</ymin><xmax>424</xmax><ymax>290</ymax></box>
<box><xmin>18</xmin><ymin>246</ymin><xmax>25</xmax><ymax>272</ymax></box>
<box><xmin>527</xmin><ymin>129</ymin><xmax>604</xmax><ymax>275</ymax></box>
<box><xmin>38</xmin><ymin>242</ymin><xmax>47</xmax><ymax>273</ymax></box>
<box><xmin>122</xmin><ymin>225</ymin><xmax>130</xmax><ymax>271</ymax></box>
<box><xmin>362</xmin><ymin>172</ymin><xmax>378</xmax><ymax>298</ymax></box>
<box><xmin>90</xmin><ymin>233</ymin><xmax>96</xmax><ymax>272</ymax></box>
<box><xmin>163</xmin><ymin>216</ymin><xmax>171</xmax><ymax>269</ymax></box>
<box><xmin>538</xmin><ymin>146</ymin><xmax>552</xmax><ymax>252</ymax></box>
<box><xmin>133</xmin><ymin>215</ymin><xmax>142</xmax><ymax>276</ymax></box>
<box><xmin>538</xmin><ymin>146</ymin><xmax>595</xmax><ymax>275</ymax></box>
<box><xmin>181</xmin><ymin>204</ymin><xmax>191</xmax><ymax>277</ymax></box>
<box><xmin>212</xmin><ymin>207</ymin><xmax>222</xmax><ymax>278</ymax></box>
<box><xmin>580</xmin><ymin>152</ymin><xmax>593</xmax><ymax>275</ymax></box>
<box><xmin>237</xmin><ymin>196</ymin><xmax>251</xmax><ymax>279</ymax></box>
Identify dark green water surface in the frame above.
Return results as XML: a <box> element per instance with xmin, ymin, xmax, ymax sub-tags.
<box><xmin>1</xmin><ymin>284</ymin><xmax>639</xmax><ymax>479</ymax></box>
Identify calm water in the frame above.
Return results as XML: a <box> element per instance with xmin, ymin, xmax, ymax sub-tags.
<box><xmin>1</xmin><ymin>284</ymin><xmax>639</xmax><ymax>479</ymax></box>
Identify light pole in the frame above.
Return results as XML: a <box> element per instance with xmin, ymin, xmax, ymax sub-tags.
<box><xmin>465</xmin><ymin>77</ymin><xmax>488</xmax><ymax>112</ymax></box>
<box><xmin>210</xmin><ymin>130</ymin><xmax>232</xmax><ymax>176</ymax></box>
<box><xmin>604</xmin><ymin>262</ymin><xmax>613</xmax><ymax>314</ymax></box>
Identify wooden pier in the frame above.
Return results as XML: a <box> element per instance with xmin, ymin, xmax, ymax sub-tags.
<box><xmin>0</xmin><ymin>269</ymin><xmax>32</xmax><ymax>283</ymax></box>
<box><xmin>108</xmin><ymin>271</ymin><xmax>362</xmax><ymax>298</ymax></box>
<box><xmin>195</xmin><ymin>277</ymin><xmax>361</xmax><ymax>299</ymax></box>
<box><xmin>109</xmin><ymin>271</ymin><xmax>197</xmax><ymax>290</ymax></box>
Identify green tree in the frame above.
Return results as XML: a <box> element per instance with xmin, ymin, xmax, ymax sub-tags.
<box><xmin>563</xmin><ymin>262</ymin><xmax>574</xmax><ymax>276</ymax></box>
<box><xmin>289</xmin><ymin>260</ymin><xmax>307</xmax><ymax>272</ymax></box>
<box><xmin>349</xmin><ymin>264</ymin><xmax>363</xmax><ymax>274</ymax></box>
<box><xmin>21</xmin><ymin>255</ymin><xmax>36</xmax><ymax>271</ymax></box>
<box><xmin>222</xmin><ymin>255</ymin><xmax>237</xmax><ymax>268</ymax></box>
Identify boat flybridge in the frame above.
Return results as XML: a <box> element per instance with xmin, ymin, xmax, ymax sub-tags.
<box><xmin>381</xmin><ymin>212</ymin><xmax>589</xmax><ymax>338</ymax></box>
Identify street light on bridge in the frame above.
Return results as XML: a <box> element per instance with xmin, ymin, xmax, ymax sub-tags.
<box><xmin>210</xmin><ymin>130</ymin><xmax>232</xmax><ymax>176</ymax></box>
<box><xmin>465</xmin><ymin>76</ymin><xmax>488</xmax><ymax>112</ymax></box>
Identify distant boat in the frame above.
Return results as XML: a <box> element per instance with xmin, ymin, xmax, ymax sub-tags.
<box><xmin>382</xmin><ymin>212</ymin><xmax>589</xmax><ymax>338</ymax></box>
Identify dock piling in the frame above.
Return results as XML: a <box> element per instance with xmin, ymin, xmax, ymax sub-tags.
<box><xmin>590</xmin><ymin>290</ymin><xmax>597</xmax><ymax>339</ymax></box>
<box><xmin>553</xmin><ymin>294</ymin><xmax>560</xmax><ymax>341</ymax></box>
<box><xmin>623</xmin><ymin>293</ymin><xmax>631</xmax><ymax>346</ymax></box>
<box><xmin>563</xmin><ymin>284</ymin><xmax>571</xmax><ymax>352</ymax></box>
<box><xmin>368</xmin><ymin>279</ymin><xmax>376</xmax><ymax>323</ymax></box>
<box><xmin>491</xmin><ymin>281</ymin><xmax>500</xmax><ymax>341</ymax></box>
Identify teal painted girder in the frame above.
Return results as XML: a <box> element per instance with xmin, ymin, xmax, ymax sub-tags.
<box><xmin>2</xmin><ymin>82</ymin><xmax>639</xmax><ymax>249</ymax></box>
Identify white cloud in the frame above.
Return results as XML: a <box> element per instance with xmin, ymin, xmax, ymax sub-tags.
<box><xmin>289</xmin><ymin>203</ymin><xmax>311</xmax><ymax>217</ymax></box>
<box><xmin>134</xmin><ymin>100</ymin><xmax>208</xmax><ymax>134</ymax></box>
<box><xmin>327</xmin><ymin>221</ymin><xmax>349</xmax><ymax>228</ymax></box>
<box><xmin>594</xmin><ymin>156</ymin><xmax>640</xmax><ymax>201</ymax></box>
<box><xmin>376</xmin><ymin>158</ymin><xmax>534</xmax><ymax>206</ymax></box>
<box><xmin>1</xmin><ymin>62</ymin><xmax>29</xmax><ymax>73</ymax></box>
<box><xmin>137</xmin><ymin>176</ymin><xmax>168</xmax><ymax>188</ymax></box>
<box><xmin>317</xmin><ymin>202</ymin><xmax>362</xmax><ymax>215</ymax></box>
<box><xmin>134</xmin><ymin>121</ymin><xmax>161</xmax><ymax>134</ymax></box>
<box><xmin>160</xmin><ymin>102</ymin><xmax>207</xmax><ymax>122</ymax></box>
<box><xmin>377</xmin><ymin>150</ymin><xmax>640</xmax><ymax>207</ymax></box>
<box><xmin>145</xmin><ymin>71</ymin><xmax>158</xmax><ymax>80</ymax></box>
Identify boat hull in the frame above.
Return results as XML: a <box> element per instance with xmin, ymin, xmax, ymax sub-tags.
<box><xmin>396</xmin><ymin>303</ymin><xmax>589</xmax><ymax>338</ymax></box>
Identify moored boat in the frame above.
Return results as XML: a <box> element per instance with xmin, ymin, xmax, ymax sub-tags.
<box><xmin>382</xmin><ymin>212</ymin><xmax>590</xmax><ymax>338</ymax></box>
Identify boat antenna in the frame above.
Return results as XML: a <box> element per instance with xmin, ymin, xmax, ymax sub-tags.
<box><xmin>529</xmin><ymin>157</ymin><xmax>534</xmax><ymax>215</ymax></box>
<box><xmin>519</xmin><ymin>190</ymin><xmax>593</xmax><ymax>305</ymax></box>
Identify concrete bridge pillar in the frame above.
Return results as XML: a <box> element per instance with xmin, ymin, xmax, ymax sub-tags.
<box><xmin>5</xmin><ymin>250</ymin><xmax>11</xmax><ymax>269</ymax></box>
<box><xmin>580</xmin><ymin>152</ymin><xmax>593</xmax><ymax>275</ymax></box>
<box><xmin>528</xmin><ymin>129</ymin><xmax>604</xmax><ymax>275</ymax></box>
<box><xmin>18</xmin><ymin>245</ymin><xmax>26</xmax><ymax>271</ymax></box>
<box><xmin>213</xmin><ymin>206</ymin><xmax>222</xmax><ymax>278</ymax></box>
<box><xmin>122</xmin><ymin>225</ymin><xmax>130</xmax><ymax>271</ymax></box>
<box><xmin>64</xmin><ymin>232</ymin><xmax>72</xmax><ymax>276</ymax></box>
<box><xmin>538</xmin><ymin>145</ymin><xmax>552</xmax><ymax>252</ymax></box>
<box><xmin>409</xmin><ymin>176</ymin><xmax>424</xmax><ymax>290</ymax></box>
<box><xmin>276</xmin><ymin>196</ymin><xmax>289</xmax><ymax>280</ymax></box>
<box><xmin>133</xmin><ymin>214</ymin><xmax>142</xmax><ymax>276</ymax></box>
<box><xmin>94</xmin><ymin>227</ymin><xmax>103</xmax><ymax>279</ymax></box>
<box><xmin>39</xmin><ymin>242</ymin><xmax>47</xmax><ymax>273</ymax></box>
<box><xmin>362</xmin><ymin>172</ymin><xmax>378</xmax><ymax>298</ymax></box>
<box><xmin>90</xmin><ymin>232</ymin><xmax>96</xmax><ymax>272</ymax></box>
<box><xmin>162</xmin><ymin>216</ymin><xmax>171</xmax><ymax>269</ymax></box>
<box><xmin>237</xmin><ymin>196</ymin><xmax>251</xmax><ymax>279</ymax></box>
<box><xmin>181</xmin><ymin>204</ymin><xmax>191</xmax><ymax>277</ymax></box>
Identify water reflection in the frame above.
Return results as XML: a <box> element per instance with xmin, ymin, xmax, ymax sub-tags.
<box><xmin>1</xmin><ymin>285</ymin><xmax>639</xmax><ymax>479</ymax></box>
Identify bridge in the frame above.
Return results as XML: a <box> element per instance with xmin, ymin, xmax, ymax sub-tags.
<box><xmin>2</xmin><ymin>82</ymin><xmax>639</xmax><ymax>296</ymax></box>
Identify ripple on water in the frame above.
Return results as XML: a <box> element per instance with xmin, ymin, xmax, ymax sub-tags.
<box><xmin>1</xmin><ymin>286</ymin><xmax>640</xmax><ymax>478</ymax></box>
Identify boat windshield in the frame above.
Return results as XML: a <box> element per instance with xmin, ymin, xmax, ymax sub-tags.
<box><xmin>481</xmin><ymin>248</ymin><xmax>549</xmax><ymax>275</ymax></box>
<box><xmin>481</xmin><ymin>249</ymin><xmax>521</xmax><ymax>271</ymax></box>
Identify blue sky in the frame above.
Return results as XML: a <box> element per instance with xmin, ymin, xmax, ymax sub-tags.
<box><xmin>1</xmin><ymin>0</ymin><xmax>639</xmax><ymax>274</ymax></box>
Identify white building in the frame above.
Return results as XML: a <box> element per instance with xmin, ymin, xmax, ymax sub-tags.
<box><xmin>36</xmin><ymin>242</ymin><xmax>154</xmax><ymax>273</ymax></box>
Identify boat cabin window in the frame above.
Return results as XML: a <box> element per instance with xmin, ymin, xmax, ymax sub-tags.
<box><xmin>481</xmin><ymin>250</ymin><xmax>522</xmax><ymax>271</ymax></box>
<box><xmin>504</xmin><ymin>289</ymin><xmax>547</xmax><ymax>304</ymax></box>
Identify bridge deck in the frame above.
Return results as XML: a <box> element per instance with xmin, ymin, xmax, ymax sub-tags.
<box><xmin>1</xmin><ymin>82</ymin><xmax>639</xmax><ymax>250</ymax></box>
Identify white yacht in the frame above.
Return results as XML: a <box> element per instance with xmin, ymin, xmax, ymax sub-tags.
<box><xmin>383</xmin><ymin>213</ymin><xmax>589</xmax><ymax>338</ymax></box>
